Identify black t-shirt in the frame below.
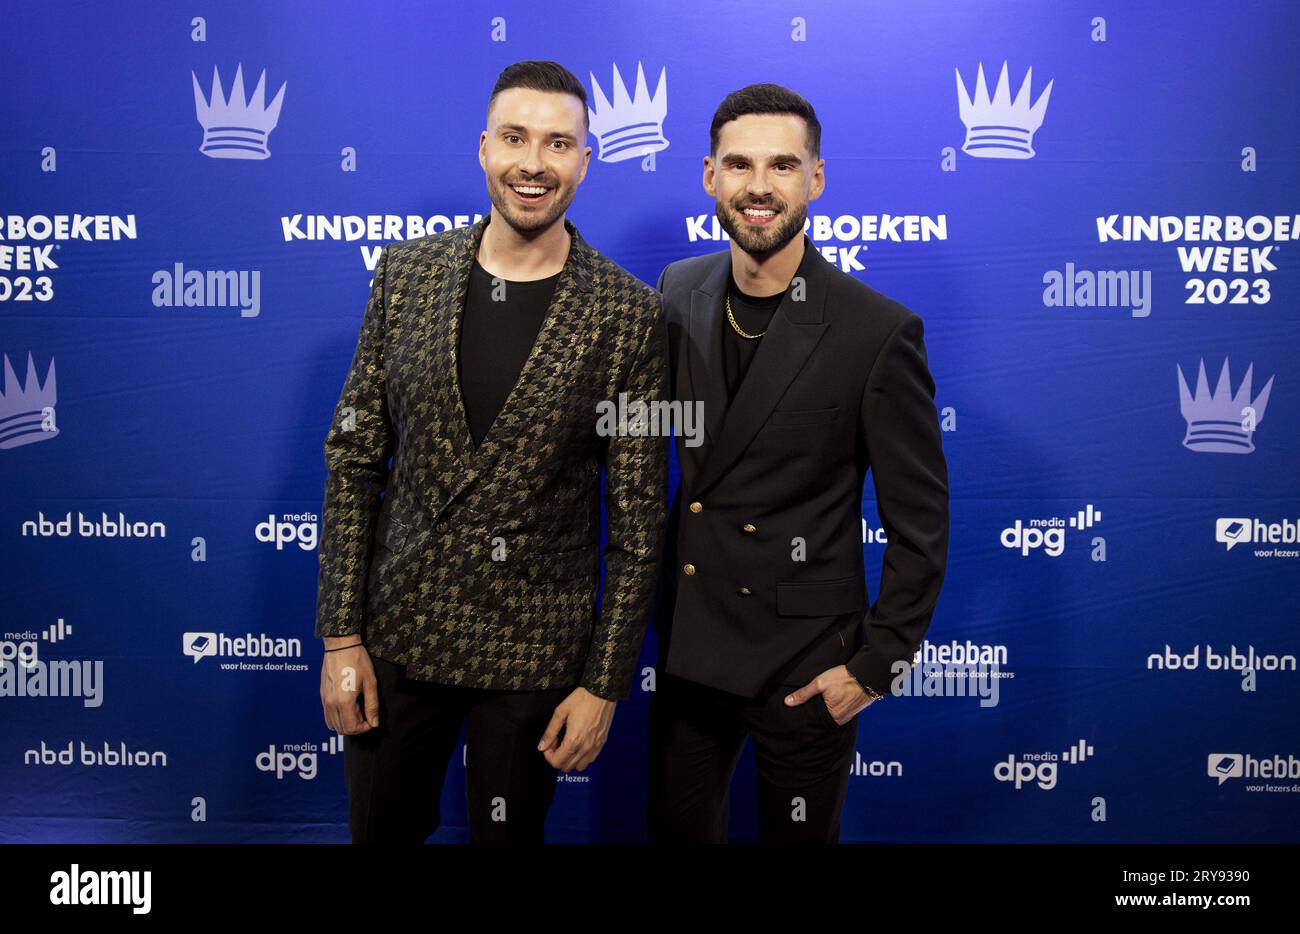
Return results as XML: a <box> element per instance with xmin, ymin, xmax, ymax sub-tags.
<box><xmin>721</xmin><ymin>273</ymin><xmax>785</xmax><ymax>400</ymax></box>
<box><xmin>457</xmin><ymin>257</ymin><xmax>561</xmax><ymax>445</ymax></box>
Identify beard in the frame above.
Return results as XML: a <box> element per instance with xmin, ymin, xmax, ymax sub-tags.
<box><xmin>486</xmin><ymin>172</ymin><xmax>575</xmax><ymax>235</ymax></box>
<box><xmin>716</xmin><ymin>195</ymin><xmax>807</xmax><ymax>257</ymax></box>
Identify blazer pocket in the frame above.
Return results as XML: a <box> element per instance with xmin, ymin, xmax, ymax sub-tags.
<box><xmin>378</xmin><ymin>514</ymin><xmax>411</xmax><ymax>555</ymax></box>
<box><xmin>522</xmin><ymin>546</ymin><xmax>597</xmax><ymax>584</ymax></box>
<box><xmin>775</xmin><ymin>575</ymin><xmax>865</xmax><ymax>617</ymax></box>
<box><xmin>769</xmin><ymin>405</ymin><xmax>840</xmax><ymax>427</ymax></box>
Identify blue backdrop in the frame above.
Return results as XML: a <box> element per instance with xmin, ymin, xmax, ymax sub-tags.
<box><xmin>2</xmin><ymin>0</ymin><xmax>1297</xmax><ymax>842</ymax></box>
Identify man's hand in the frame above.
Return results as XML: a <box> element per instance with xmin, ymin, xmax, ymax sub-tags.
<box><xmin>320</xmin><ymin>639</ymin><xmax>380</xmax><ymax>734</ymax></box>
<box><xmin>537</xmin><ymin>687</ymin><xmax>616</xmax><ymax>772</ymax></box>
<box><xmin>784</xmin><ymin>664</ymin><xmax>877</xmax><ymax>726</ymax></box>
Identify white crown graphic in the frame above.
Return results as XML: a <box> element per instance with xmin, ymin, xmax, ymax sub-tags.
<box><xmin>955</xmin><ymin>61</ymin><xmax>1053</xmax><ymax>159</ymax></box>
<box><xmin>1178</xmin><ymin>357</ymin><xmax>1274</xmax><ymax>454</ymax></box>
<box><xmin>192</xmin><ymin>64</ymin><xmax>287</xmax><ymax>160</ymax></box>
<box><xmin>588</xmin><ymin>63</ymin><xmax>668</xmax><ymax>163</ymax></box>
<box><xmin>0</xmin><ymin>352</ymin><xmax>58</xmax><ymax>450</ymax></box>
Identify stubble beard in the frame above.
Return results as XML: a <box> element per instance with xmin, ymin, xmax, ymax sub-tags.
<box><xmin>488</xmin><ymin>173</ymin><xmax>574</xmax><ymax>236</ymax></box>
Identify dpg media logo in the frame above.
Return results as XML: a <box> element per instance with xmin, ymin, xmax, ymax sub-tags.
<box><xmin>2</xmin><ymin>617</ymin><xmax>105</xmax><ymax>707</ymax></box>
<box><xmin>256</xmin><ymin>733</ymin><xmax>344</xmax><ymax>780</ymax></box>
<box><xmin>1000</xmin><ymin>504</ymin><xmax>1102</xmax><ymax>557</ymax></box>
<box><xmin>995</xmin><ymin>739</ymin><xmax>1095</xmax><ymax>790</ymax></box>
<box><xmin>254</xmin><ymin>512</ymin><xmax>318</xmax><ymax>551</ymax></box>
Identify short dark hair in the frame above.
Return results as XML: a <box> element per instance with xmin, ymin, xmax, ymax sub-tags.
<box><xmin>709</xmin><ymin>83</ymin><xmax>821</xmax><ymax>159</ymax></box>
<box><xmin>487</xmin><ymin>60</ymin><xmax>589</xmax><ymax>134</ymax></box>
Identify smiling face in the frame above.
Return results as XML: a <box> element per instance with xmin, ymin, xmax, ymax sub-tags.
<box><xmin>479</xmin><ymin>87</ymin><xmax>591</xmax><ymax>235</ymax></box>
<box><xmin>704</xmin><ymin>112</ymin><xmax>825</xmax><ymax>257</ymax></box>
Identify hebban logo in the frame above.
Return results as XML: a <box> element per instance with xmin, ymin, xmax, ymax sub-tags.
<box><xmin>49</xmin><ymin>864</ymin><xmax>151</xmax><ymax>914</ymax></box>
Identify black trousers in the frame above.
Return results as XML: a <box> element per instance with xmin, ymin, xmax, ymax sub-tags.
<box><xmin>344</xmin><ymin>655</ymin><xmax>571</xmax><ymax>843</ymax></box>
<box><xmin>646</xmin><ymin>671</ymin><xmax>860</xmax><ymax>843</ymax></box>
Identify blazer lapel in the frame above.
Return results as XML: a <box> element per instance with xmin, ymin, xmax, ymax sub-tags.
<box><xmin>427</xmin><ymin>219</ymin><xmax>479</xmax><ymax>473</ymax></box>
<box><xmin>691</xmin><ymin>236</ymin><xmax>831</xmax><ymax>497</ymax></box>
<box><xmin>684</xmin><ymin>253</ymin><xmax>729</xmax><ymax>478</ymax></box>
<box><xmin>424</xmin><ymin>214</ymin><xmax>594</xmax><ymax>512</ymax></box>
<box><xmin>466</xmin><ymin>220</ymin><xmax>594</xmax><ymax>479</ymax></box>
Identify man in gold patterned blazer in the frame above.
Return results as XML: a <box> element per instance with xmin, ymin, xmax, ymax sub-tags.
<box><xmin>314</xmin><ymin>61</ymin><xmax>667</xmax><ymax>843</ymax></box>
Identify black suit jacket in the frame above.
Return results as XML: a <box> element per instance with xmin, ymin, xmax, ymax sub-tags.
<box><xmin>315</xmin><ymin>215</ymin><xmax>668</xmax><ymax>700</ymax></box>
<box><xmin>654</xmin><ymin>236</ymin><xmax>949</xmax><ymax>698</ymax></box>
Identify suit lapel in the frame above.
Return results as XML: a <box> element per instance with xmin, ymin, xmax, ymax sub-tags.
<box><xmin>425</xmin><ymin>214</ymin><xmax>594</xmax><ymax>510</ymax></box>
<box><xmin>684</xmin><ymin>253</ymin><xmax>729</xmax><ymax>477</ymax></box>
<box><xmin>466</xmin><ymin>221</ymin><xmax>593</xmax><ymax>478</ymax></box>
<box><xmin>428</xmin><ymin>220</ymin><xmax>478</xmax><ymax>470</ymax></box>
<box><xmin>690</xmin><ymin>236</ymin><xmax>831</xmax><ymax>497</ymax></box>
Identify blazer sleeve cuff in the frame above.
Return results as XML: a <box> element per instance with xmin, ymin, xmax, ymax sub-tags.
<box><xmin>313</xmin><ymin>608</ymin><xmax>364</xmax><ymax>640</ymax></box>
<box><xmin>845</xmin><ymin>647</ymin><xmax>908</xmax><ymax>700</ymax></box>
<box><xmin>579</xmin><ymin>665</ymin><xmax>632</xmax><ymax>702</ymax></box>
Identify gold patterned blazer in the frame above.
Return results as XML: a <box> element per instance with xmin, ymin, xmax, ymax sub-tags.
<box><xmin>314</xmin><ymin>214</ymin><xmax>668</xmax><ymax>700</ymax></box>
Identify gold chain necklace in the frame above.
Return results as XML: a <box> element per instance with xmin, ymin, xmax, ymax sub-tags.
<box><xmin>725</xmin><ymin>293</ymin><xmax>767</xmax><ymax>339</ymax></box>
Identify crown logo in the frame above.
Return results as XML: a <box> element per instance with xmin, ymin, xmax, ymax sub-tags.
<box><xmin>587</xmin><ymin>63</ymin><xmax>668</xmax><ymax>163</ymax></box>
<box><xmin>955</xmin><ymin>61</ymin><xmax>1053</xmax><ymax>159</ymax></box>
<box><xmin>191</xmin><ymin>64</ymin><xmax>287</xmax><ymax>160</ymax></box>
<box><xmin>1177</xmin><ymin>357</ymin><xmax>1274</xmax><ymax>454</ymax></box>
<box><xmin>0</xmin><ymin>352</ymin><xmax>59</xmax><ymax>450</ymax></box>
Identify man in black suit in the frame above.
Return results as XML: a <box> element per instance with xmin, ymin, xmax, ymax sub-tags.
<box><xmin>648</xmin><ymin>84</ymin><xmax>949</xmax><ymax>842</ymax></box>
